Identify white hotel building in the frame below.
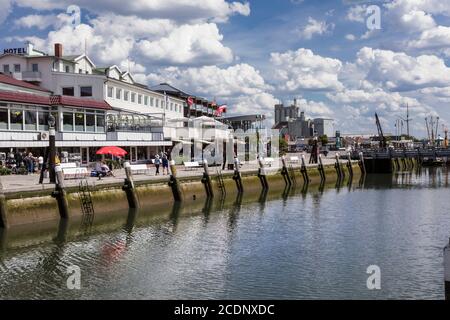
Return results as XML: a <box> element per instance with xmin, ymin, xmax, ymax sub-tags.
<box><xmin>0</xmin><ymin>43</ymin><xmax>229</xmax><ymax>164</ymax></box>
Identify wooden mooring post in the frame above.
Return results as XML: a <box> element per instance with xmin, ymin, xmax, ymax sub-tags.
<box><xmin>201</xmin><ymin>159</ymin><xmax>214</xmax><ymax>198</ymax></box>
<box><xmin>318</xmin><ymin>154</ymin><xmax>326</xmax><ymax>182</ymax></box>
<box><xmin>358</xmin><ymin>152</ymin><xmax>366</xmax><ymax>175</ymax></box>
<box><xmin>122</xmin><ymin>162</ymin><xmax>140</xmax><ymax>209</ymax></box>
<box><xmin>257</xmin><ymin>157</ymin><xmax>269</xmax><ymax>190</ymax></box>
<box><xmin>346</xmin><ymin>152</ymin><xmax>354</xmax><ymax>178</ymax></box>
<box><xmin>232</xmin><ymin>157</ymin><xmax>244</xmax><ymax>193</ymax></box>
<box><xmin>51</xmin><ymin>165</ymin><xmax>69</xmax><ymax>219</ymax></box>
<box><xmin>168</xmin><ymin>160</ymin><xmax>183</xmax><ymax>202</ymax></box>
<box><xmin>281</xmin><ymin>155</ymin><xmax>292</xmax><ymax>187</ymax></box>
<box><xmin>300</xmin><ymin>155</ymin><xmax>310</xmax><ymax>184</ymax></box>
<box><xmin>445</xmin><ymin>238</ymin><xmax>450</xmax><ymax>300</ymax></box>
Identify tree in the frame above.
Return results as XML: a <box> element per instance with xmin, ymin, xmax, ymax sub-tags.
<box><xmin>279</xmin><ymin>138</ymin><xmax>288</xmax><ymax>156</ymax></box>
<box><xmin>319</xmin><ymin>135</ymin><xmax>328</xmax><ymax>146</ymax></box>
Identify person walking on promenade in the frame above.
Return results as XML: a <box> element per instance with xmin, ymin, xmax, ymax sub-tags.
<box><xmin>161</xmin><ymin>152</ymin><xmax>169</xmax><ymax>175</ymax></box>
<box><xmin>154</xmin><ymin>154</ymin><xmax>161</xmax><ymax>176</ymax></box>
<box><xmin>38</xmin><ymin>155</ymin><xmax>44</xmax><ymax>172</ymax></box>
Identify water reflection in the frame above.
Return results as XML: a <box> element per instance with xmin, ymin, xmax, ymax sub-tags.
<box><xmin>1</xmin><ymin>168</ymin><xmax>450</xmax><ymax>299</ymax></box>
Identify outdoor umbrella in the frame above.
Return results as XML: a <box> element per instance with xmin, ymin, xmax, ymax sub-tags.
<box><xmin>96</xmin><ymin>146</ymin><xmax>128</xmax><ymax>157</ymax></box>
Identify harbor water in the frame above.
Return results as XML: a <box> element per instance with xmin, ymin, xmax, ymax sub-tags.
<box><xmin>1</xmin><ymin>168</ymin><xmax>450</xmax><ymax>300</ymax></box>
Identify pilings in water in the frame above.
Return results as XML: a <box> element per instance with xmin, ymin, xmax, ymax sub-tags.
<box><xmin>168</xmin><ymin>160</ymin><xmax>183</xmax><ymax>202</ymax></box>
<box><xmin>51</xmin><ymin>166</ymin><xmax>69</xmax><ymax>219</ymax></box>
<box><xmin>232</xmin><ymin>158</ymin><xmax>244</xmax><ymax>193</ymax></box>
<box><xmin>346</xmin><ymin>152</ymin><xmax>354</xmax><ymax>179</ymax></box>
<box><xmin>300</xmin><ymin>155</ymin><xmax>310</xmax><ymax>185</ymax></box>
<box><xmin>281</xmin><ymin>155</ymin><xmax>292</xmax><ymax>187</ymax></box>
<box><xmin>201</xmin><ymin>159</ymin><xmax>214</xmax><ymax>198</ymax></box>
<box><xmin>122</xmin><ymin>162</ymin><xmax>140</xmax><ymax>209</ymax></box>
<box><xmin>445</xmin><ymin>238</ymin><xmax>450</xmax><ymax>300</ymax></box>
<box><xmin>257</xmin><ymin>158</ymin><xmax>269</xmax><ymax>190</ymax></box>
<box><xmin>334</xmin><ymin>153</ymin><xmax>345</xmax><ymax>181</ymax></box>
<box><xmin>358</xmin><ymin>152</ymin><xmax>366</xmax><ymax>175</ymax></box>
<box><xmin>318</xmin><ymin>154</ymin><xmax>326</xmax><ymax>182</ymax></box>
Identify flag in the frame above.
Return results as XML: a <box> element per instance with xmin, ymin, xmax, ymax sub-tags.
<box><xmin>214</xmin><ymin>104</ymin><xmax>227</xmax><ymax>117</ymax></box>
<box><xmin>187</xmin><ymin>96</ymin><xmax>194</xmax><ymax>106</ymax></box>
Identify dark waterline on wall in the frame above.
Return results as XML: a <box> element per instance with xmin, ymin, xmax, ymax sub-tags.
<box><xmin>0</xmin><ymin>168</ymin><xmax>450</xmax><ymax>299</ymax></box>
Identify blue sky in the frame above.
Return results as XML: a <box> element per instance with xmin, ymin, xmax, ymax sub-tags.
<box><xmin>1</xmin><ymin>0</ymin><xmax>450</xmax><ymax>137</ymax></box>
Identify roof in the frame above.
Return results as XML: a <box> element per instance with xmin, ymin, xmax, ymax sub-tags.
<box><xmin>0</xmin><ymin>90</ymin><xmax>111</xmax><ymax>110</ymax></box>
<box><xmin>0</xmin><ymin>91</ymin><xmax>51</xmax><ymax>105</ymax></box>
<box><xmin>150</xmin><ymin>83</ymin><xmax>190</xmax><ymax>97</ymax></box>
<box><xmin>50</xmin><ymin>96</ymin><xmax>112</xmax><ymax>110</ymax></box>
<box><xmin>0</xmin><ymin>73</ymin><xmax>51</xmax><ymax>93</ymax></box>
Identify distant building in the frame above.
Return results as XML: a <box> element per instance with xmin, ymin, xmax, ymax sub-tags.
<box><xmin>273</xmin><ymin>100</ymin><xmax>335</xmax><ymax>140</ymax></box>
<box><xmin>313</xmin><ymin>118</ymin><xmax>334</xmax><ymax>137</ymax></box>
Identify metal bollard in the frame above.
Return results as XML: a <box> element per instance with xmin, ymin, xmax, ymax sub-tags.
<box><xmin>445</xmin><ymin>238</ymin><xmax>450</xmax><ymax>300</ymax></box>
<box><xmin>233</xmin><ymin>158</ymin><xmax>244</xmax><ymax>193</ymax></box>
<box><xmin>51</xmin><ymin>165</ymin><xmax>69</xmax><ymax>219</ymax></box>
<box><xmin>168</xmin><ymin>160</ymin><xmax>182</xmax><ymax>202</ymax></box>
<box><xmin>122</xmin><ymin>162</ymin><xmax>140</xmax><ymax>209</ymax></box>
<box><xmin>257</xmin><ymin>157</ymin><xmax>269</xmax><ymax>190</ymax></box>
<box><xmin>281</xmin><ymin>155</ymin><xmax>292</xmax><ymax>187</ymax></box>
<box><xmin>201</xmin><ymin>159</ymin><xmax>214</xmax><ymax>198</ymax></box>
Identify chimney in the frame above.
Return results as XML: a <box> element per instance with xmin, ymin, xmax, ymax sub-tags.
<box><xmin>54</xmin><ymin>43</ymin><xmax>63</xmax><ymax>58</ymax></box>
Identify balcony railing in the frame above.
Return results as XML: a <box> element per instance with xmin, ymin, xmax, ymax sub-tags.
<box><xmin>22</xmin><ymin>71</ymin><xmax>42</xmax><ymax>81</ymax></box>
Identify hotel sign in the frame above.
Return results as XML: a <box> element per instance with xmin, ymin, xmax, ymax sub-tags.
<box><xmin>3</xmin><ymin>48</ymin><xmax>27</xmax><ymax>55</ymax></box>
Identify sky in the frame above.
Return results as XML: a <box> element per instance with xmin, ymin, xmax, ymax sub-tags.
<box><xmin>1</xmin><ymin>0</ymin><xmax>450</xmax><ymax>137</ymax></box>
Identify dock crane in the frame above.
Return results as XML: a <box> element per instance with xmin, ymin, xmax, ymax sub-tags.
<box><xmin>375</xmin><ymin>113</ymin><xmax>387</xmax><ymax>149</ymax></box>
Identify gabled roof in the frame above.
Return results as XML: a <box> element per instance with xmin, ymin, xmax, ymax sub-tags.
<box><xmin>0</xmin><ymin>73</ymin><xmax>51</xmax><ymax>93</ymax></box>
<box><xmin>120</xmin><ymin>71</ymin><xmax>134</xmax><ymax>83</ymax></box>
<box><xmin>62</xmin><ymin>54</ymin><xmax>96</xmax><ymax>68</ymax></box>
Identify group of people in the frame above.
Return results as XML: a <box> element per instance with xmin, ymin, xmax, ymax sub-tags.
<box><xmin>5</xmin><ymin>151</ymin><xmax>44</xmax><ymax>174</ymax></box>
<box><xmin>153</xmin><ymin>152</ymin><xmax>169</xmax><ymax>175</ymax></box>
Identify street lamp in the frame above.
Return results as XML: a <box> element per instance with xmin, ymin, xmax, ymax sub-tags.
<box><xmin>48</xmin><ymin>114</ymin><xmax>56</xmax><ymax>184</ymax></box>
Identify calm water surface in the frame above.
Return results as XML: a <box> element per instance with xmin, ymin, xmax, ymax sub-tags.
<box><xmin>1</xmin><ymin>169</ymin><xmax>450</xmax><ymax>300</ymax></box>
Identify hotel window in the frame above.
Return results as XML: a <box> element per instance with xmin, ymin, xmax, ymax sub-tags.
<box><xmin>38</xmin><ymin>112</ymin><xmax>49</xmax><ymax>131</ymax></box>
<box><xmin>79</xmin><ymin>69</ymin><xmax>83</xmax><ymax>74</ymax></box>
<box><xmin>80</xmin><ymin>86</ymin><xmax>93</xmax><ymax>97</ymax></box>
<box><xmin>144</xmin><ymin>96</ymin><xmax>149</xmax><ymax>105</ymax></box>
<box><xmin>25</xmin><ymin>110</ymin><xmax>37</xmax><ymax>131</ymax></box>
<box><xmin>116</xmin><ymin>89</ymin><xmax>122</xmax><ymax>100</ymax></box>
<box><xmin>32</xmin><ymin>64</ymin><xmax>39</xmax><ymax>72</ymax></box>
<box><xmin>131</xmin><ymin>93</ymin><xmax>136</xmax><ymax>103</ymax></box>
<box><xmin>96</xmin><ymin>114</ymin><xmax>105</xmax><ymax>132</ymax></box>
<box><xmin>10</xmin><ymin>110</ymin><xmax>23</xmax><ymax>130</ymax></box>
<box><xmin>63</xmin><ymin>113</ymin><xmax>74</xmax><ymax>131</ymax></box>
<box><xmin>75</xmin><ymin>112</ymin><xmax>85</xmax><ymax>131</ymax></box>
<box><xmin>65</xmin><ymin>66</ymin><xmax>70</xmax><ymax>73</ymax></box>
<box><xmin>124</xmin><ymin>91</ymin><xmax>129</xmax><ymax>101</ymax></box>
<box><xmin>0</xmin><ymin>108</ymin><xmax>8</xmax><ymax>130</ymax></box>
<box><xmin>3</xmin><ymin>65</ymin><xmax>9</xmax><ymax>73</ymax></box>
<box><xmin>62</xmin><ymin>87</ymin><xmax>75</xmax><ymax>96</ymax></box>
<box><xmin>86</xmin><ymin>113</ymin><xmax>95</xmax><ymax>132</ymax></box>
<box><xmin>107</xmin><ymin>86</ymin><xmax>114</xmax><ymax>98</ymax></box>
<box><xmin>156</xmin><ymin>99</ymin><xmax>159</xmax><ymax>108</ymax></box>
<box><xmin>170</xmin><ymin>103</ymin><xmax>173</xmax><ymax>111</ymax></box>
<box><xmin>150</xmin><ymin>97</ymin><xmax>154</xmax><ymax>107</ymax></box>
<box><xmin>138</xmin><ymin>94</ymin><xmax>142</xmax><ymax>104</ymax></box>
<box><xmin>14</xmin><ymin>64</ymin><xmax>21</xmax><ymax>73</ymax></box>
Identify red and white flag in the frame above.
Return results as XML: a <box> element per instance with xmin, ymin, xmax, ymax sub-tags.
<box><xmin>187</xmin><ymin>97</ymin><xmax>194</xmax><ymax>106</ymax></box>
<box><xmin>214</xmin><ymin>104</ymin><xmax>227</xmax><ymax>116</ymax></box>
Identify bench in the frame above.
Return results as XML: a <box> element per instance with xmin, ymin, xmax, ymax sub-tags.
<box><xmin>264</xmin><ymin>158</ymin><xmax>275</xmax><ymax>167</ymax></box>
<box><xmin>62</xmin><ymin>167</ymin><xmax>89</xmax><ymax>179</ymax></box>
<box><xmin>288</xmin><ymin>156</ymin><xmax>300</xmax><ymax>164</ymax></box>
<box><xmin>59</xmin><ymin>162</ymin><xmax>77</xmax><ymax>169</ymax></box>
<box><xmin>184</xmin><ymin>161</ymin><xmax>202</xmax><ymax>170</ymax></box>
<box><xmin>130</xmin><ymin>164</ymin><xmax>151</xmax><ymax>175</ymax></box>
